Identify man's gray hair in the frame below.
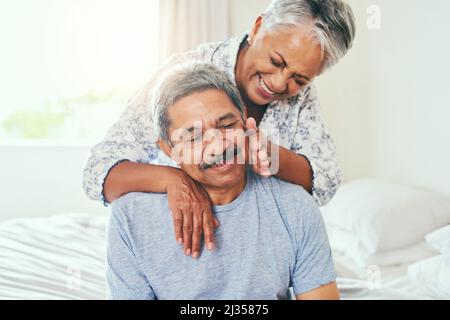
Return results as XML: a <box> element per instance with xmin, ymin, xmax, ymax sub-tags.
<box><xmin>262</xmin><ymin>0</ymin><xmax>356</xmax><ymax>71</ymax></box>
<box><xmin>151</xmin><ymin>63</ymin><xmax>244</xmax><ymax>144</ymax></box>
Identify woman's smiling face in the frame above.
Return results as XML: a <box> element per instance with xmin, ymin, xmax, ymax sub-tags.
<box><xmin>236</xmin><ymin>16</ymin><xmax>324</xmax><ymax>106</ymax></box>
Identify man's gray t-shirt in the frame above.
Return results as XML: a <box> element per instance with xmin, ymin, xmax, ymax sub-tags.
<box><xmin>106</xmin><ymin>169</ymin><xmax>336</xmax><ymax>300</ymax></box>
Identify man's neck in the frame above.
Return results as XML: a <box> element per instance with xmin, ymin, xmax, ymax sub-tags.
<box><xmin>204</xmin><ymin>174</ymin><xmax>247</xmax><ymax>206</ymax></box>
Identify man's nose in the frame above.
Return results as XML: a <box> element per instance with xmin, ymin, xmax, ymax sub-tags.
<box><xmin>203</xmin><ymin>130</ymin><xmax>232</xmax><ymax>161</ymax></box>
<box><xmin>214</xmin><ymin>133</ymin><xmax>234</xmax><ymax>154</ymax></box>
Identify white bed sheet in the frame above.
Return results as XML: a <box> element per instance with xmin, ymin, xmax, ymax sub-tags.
<box><xmin>333</xmin><ymin>252</ymin><xmax>433</xmax><ymax>299</ymax></box>
<box><xmin>0</xmin><ymin>213</ymin><xmax>106</xmax><ymax>299</ymax></box>
<box><xmin>0</xmin><ymin>213</ymin><xmax>434</xmax><ymax>300</ymax></box>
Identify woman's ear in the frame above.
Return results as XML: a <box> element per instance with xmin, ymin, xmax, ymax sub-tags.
<box><xmin>248</xmin><ymin>15</ymin><xmax>263</xmax><ymax>45</ymax></box>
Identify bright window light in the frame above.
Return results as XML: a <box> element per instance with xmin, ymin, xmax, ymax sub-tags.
<box><xmin>0</xmin><ymin>0</ymin><xmax>159</xmax><ymax>144</ymax></box>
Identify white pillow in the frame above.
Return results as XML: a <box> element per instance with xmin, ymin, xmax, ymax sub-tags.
<box><xmin>425</xmin><ymin>224</ymin><xmax>450</xmax><ymax>254</ymax></box>
<box><xmin>327</xmin><ymin>224</ymin><xmax>438</xmax><ymax>267</ymax></box>
<box><xmin>408</xmin><ymin>254</ymin><xmax>450</xmax><ymax>299</ymax></box>
<box><xmin>322</xmin><ymin>179</ymin><xmax>450</xmax><ymax>262</ymax></box>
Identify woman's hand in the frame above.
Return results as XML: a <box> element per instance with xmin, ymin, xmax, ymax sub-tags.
<box><xmin>166</xmin><ymin>169</ymin><xmax>220</xmax><ymax>259</ymax></box>
<box><xmin>246</xmin><ymin>117</ymin><xmax>273</xmax><ymax>177</ymax></box>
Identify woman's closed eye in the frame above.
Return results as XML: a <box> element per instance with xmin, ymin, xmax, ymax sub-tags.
<box><xmin>270</xmin><ymin>55</ymin><xmax>308</xmax><ymax>87</ymax></box>
<box><xmin>270</xmin><ymin>57</ymin><xmax>283</xmax><ymax>68</ymax></box>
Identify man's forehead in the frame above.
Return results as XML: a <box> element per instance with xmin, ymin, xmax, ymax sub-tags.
<box><xmin>175</xmin><ymin>111</ymin><xmax>240</xmax><ymax>132</ymax></box>
<box><xmin>168</xmin><ymin>93</ymin><xmax>241</xmax><ymax>131</ymax></box>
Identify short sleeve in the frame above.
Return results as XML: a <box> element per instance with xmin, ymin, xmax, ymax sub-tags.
<box><xmin>291</xmin><ymin>198</ymin><xmax>336</xmax><ymax>295</ymax></box>
<box><xmin>106</xmin><ymin>207</ymin><xmax>156</xmax><ymax>300</ymax></box>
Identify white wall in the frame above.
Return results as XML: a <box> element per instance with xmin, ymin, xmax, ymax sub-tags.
<box><xmin>320</xmin><ymin>0</ymin><xmax>450</xmax><ymax>194</ymax></box>
<box><xmin>0</xmin><ymin>143</ymin><xmax>107</xmax><ymax>222</ymax></box>
<box><xmin>364</xmin><ymin>0</ymin><xmax>450</xmax><ymax>195</ymax></box>
<box><xmin>315</xmin><ymin>0</ymin><xmax>372</xmax><ymax>181</ymax></box>
<box><xmin>229</xmin><ymin>0</ymin><xmax>270</xmax><ymax>37</ymax></box>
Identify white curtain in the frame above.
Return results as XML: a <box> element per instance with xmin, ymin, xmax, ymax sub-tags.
<box><xmin>159</xmin><ymin>0</ymin><xmax>230</xmax><ymax>63</ymax></box>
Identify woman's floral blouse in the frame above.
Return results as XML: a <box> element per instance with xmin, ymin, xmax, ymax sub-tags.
<box><xmin>82</xmin><ymin>34</ymin><xmax>343</xmax><ymax>207</ymax></box>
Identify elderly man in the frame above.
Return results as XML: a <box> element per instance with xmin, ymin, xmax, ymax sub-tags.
<box><xmin>106</xmin><ymin>63</ymin><xmax>338</xmax><ymax>300</ymax></box>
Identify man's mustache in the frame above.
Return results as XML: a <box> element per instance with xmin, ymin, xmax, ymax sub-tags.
<box><xmin>199</xmin><ymin>146</ymin><xmax>243</xmax><ymax>170</ymax></box>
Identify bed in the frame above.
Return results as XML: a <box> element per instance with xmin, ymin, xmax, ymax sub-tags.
<box><xmin>0</xmin><ymin>212</ymin><xmax>436</xmax><ymax>300</ymax></box>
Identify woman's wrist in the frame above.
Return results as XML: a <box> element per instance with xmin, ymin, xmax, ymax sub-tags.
<box><xmin>164</xmin><ymin>166</ymin><xmax>188</xmax><ymax>193</ymax></box>
<box><xmin>104</xmin><ymin>162</ymin><xmax>186</xmax><ymax>202</ymax></box>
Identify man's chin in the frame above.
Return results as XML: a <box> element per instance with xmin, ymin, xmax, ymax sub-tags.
<box><xmin>202</xmin><ymin>163</ymin><xmax>246</xmax><ymax>186</ymax></box>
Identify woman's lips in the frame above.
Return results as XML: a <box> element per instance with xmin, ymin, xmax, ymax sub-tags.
<box><xmin>256</xmin><ymin>74</ymin><xmax>276</xmax><ymax>100</ymax></box>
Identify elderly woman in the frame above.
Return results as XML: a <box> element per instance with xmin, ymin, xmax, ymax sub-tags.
<box><xmin>83</xmin><ymin>0</ymin><xmax>355</xmax><ymax>256</ymax></box>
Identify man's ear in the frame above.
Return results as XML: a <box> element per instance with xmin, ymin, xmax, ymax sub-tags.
<box><xmin>158</xmin><ymin>138</ymin><xmax>183</xmax><ymax>166</ymax></box>
<box><xmin>248</xmin><ymin>15</ymin><xmax>263</xmax><ymax>44</ymax></box>
<box><xmin>157</xmin><ymin>139</ymin><xmax>171</xmax><ymax>158</ymax></box>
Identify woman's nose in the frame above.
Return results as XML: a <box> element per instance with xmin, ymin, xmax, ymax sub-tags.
<box><xmin>270</xmin><ymin>71</ymin><xmax>289</xmax><ymax>93</ymax></box>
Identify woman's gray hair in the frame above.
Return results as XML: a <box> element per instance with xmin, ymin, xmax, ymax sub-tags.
<box><xmin>262</xmin><ymin>0</ymin><xmax>356</xmax><ymax>71</ymax></box>
<box><xmin>151</xmin><ymin>63</ymin><xmax>244</xmax><ymax>145</ymax></box>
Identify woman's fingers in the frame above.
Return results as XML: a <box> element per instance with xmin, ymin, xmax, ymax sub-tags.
<box><xmin>191</xmin><ymin>206</ymin><xmax>203</xmax><ymax>259</ymax></box>
<box><xmin>245</xmin><ymin>117</ymin><xmax>257</xmax><ymax>134</ymax></box>
<box><xmin>172</xmin><ymin>209</ymin><xmax>183</xmax><ymax>244</ymax></box>
<box><xmin>245</xmin><ymin>117</ymin><xmax>258</xmax><ymax>166</ymax></box>
<box><xmin>257</xmin><ymin>145</ymin><xmax>272</xmax><ymax>176</ymax></box>
<box><xmin>245</xmin><ymin>116</ymin><xmax>271</xmax><ymax>176</ymax></box>
<box><xmin>202</xmin><ymin>208</ymin><xmax>217</xmax><ymax>251</ymax></box>
<box><xmin>247</xmin><ymin>127</ymin><xmax>272</xmax><ymax>177</ymax></box>
<box><xmin>182</xmin><ymin>209</ymin><xmax>193</xmax><ymax>256</ymax></box>
<box><xmin>249</xmin><ymin>133</ymin><xmax>258</xmax><ymax>166</ymax></box>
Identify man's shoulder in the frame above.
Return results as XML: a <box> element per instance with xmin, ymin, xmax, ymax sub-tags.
<box><xmin>111</xmin><ymin>192</ymin><xmax>168</xmax><ymax>222</ymax></box>
<box><xmin>255</xmin><ymin>173</ymin><xmax>317</xmax><ymax>211</ymax></box>
<box><xmin>112</xmin><ymin>191</ymin><xmax>167</xmax><ymax>207</ymax></box>
<box><xmin>251</xmin><ymin>172</ymin><xmax>321</xmax><ymax>233</ymax></box>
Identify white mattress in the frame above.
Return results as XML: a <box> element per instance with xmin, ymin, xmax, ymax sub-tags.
<box><xmin>0</xmin><ymin>213</ymin><xmax>433</xmax><ymax>300</ymax></box>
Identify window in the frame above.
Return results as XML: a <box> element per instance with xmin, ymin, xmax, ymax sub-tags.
<box><xmin>0</xmin><ymin>0</ymin><xmax>159</xmax><ymax>144</ymax></box>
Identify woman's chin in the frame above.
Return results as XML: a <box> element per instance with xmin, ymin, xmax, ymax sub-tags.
<box><xmin>247</xmin><ymin>89</ymin><xmax>273</xmax><ymax>106</ymax></box>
